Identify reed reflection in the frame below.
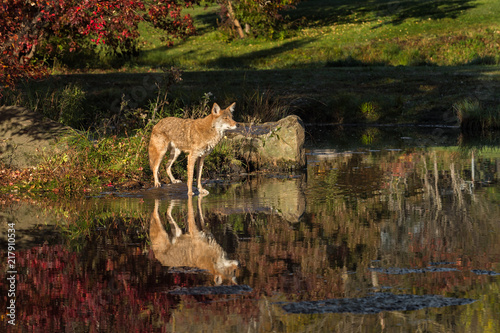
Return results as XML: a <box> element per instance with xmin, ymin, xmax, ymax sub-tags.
<box><xmin>150</xmin><ymin>196</ymin><xmax>240</xmax><ymax>285</ymax></box>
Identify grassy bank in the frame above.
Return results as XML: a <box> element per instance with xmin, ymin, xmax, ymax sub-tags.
<box><xmin>0</xmin><ymin>129</ymin><xmax>241</xmax><ymax>197</ymax></box>
<box><xmin>134</xmin><ymin>0</ymin><xmax>500</xmax><ymax>70</ymax></box>
<box><xmin>454</xmin><ymin>98</ymin><xmax>500</xmax><ymax>132</ymax></box>
<box><xmin>44</xmin><ymin>0</ymin><xmax>500</xmax><ymax>71</ymax></box>
<box><xmin>6</xmin><ymin>0</ymin><xmax>500</xmax><ymax>127</ymax></box>
<box><xmin>0</xmin><ymin>73</ymin><xmax>245</xmax><ymax>197</ymax></box>
<box><xmin>2</xmin><ymin>0</ymin><xmax>500</xmax><ymax>198</ymax></box>
<box><xmin>34</xmin><ymin>0</ymin><xmax>500</xmax><ymax>127</ymax></box>
<box><xmin>5</xmin><ymin>66</ymin><xmax>500</xmax><ymax>126</ymax></box>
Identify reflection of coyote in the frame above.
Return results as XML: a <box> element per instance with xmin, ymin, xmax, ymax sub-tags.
<box><xmin>148</xmin><ymin>103</ymin><xmax>237</xmax><ymax>195</ymax></box>
<box><xmin>149</xmin><ymin>197</ymin><xmax>239</xmax><ymax>285</ymax></box>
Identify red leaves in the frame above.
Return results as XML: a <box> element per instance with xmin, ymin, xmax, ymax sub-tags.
<box><xmin>0</xmin><ymin>0</ymin><xmax>198</xmax><ymax>94</ymax></box>
<box><xmin>4</xmin><ymin>241</ymin><xmax>181</xmax><ymax>331</ymax></box>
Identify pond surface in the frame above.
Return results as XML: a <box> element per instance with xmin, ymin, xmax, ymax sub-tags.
<box><xmin>1</xmin><ymin>127</ymin><xmax>500</xmax><ymax>332</ymax></box>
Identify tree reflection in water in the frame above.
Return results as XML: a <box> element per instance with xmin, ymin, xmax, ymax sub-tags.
<box><xmin>1</xmin><ymin>146</ymin><xmax>499</xmax><ymax>332</ymax></box>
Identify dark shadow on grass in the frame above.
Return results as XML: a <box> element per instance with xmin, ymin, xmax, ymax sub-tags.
<box><xmin>5</xmin><ymin>67</ymin><xmax>500</xmax><ymax>134</ymax></box>
<box><xmin>192</xmin><ymin>7</ymin><xmax>220</xmax><ymax>34</ymax></box>
<box><xmin>372</xmin><ymin>0</ymin><xmax>477</xmax><ymax>28</ymax></box>
<box><xmin>206</xmin><ymin>38</ymin><xmax>316</xmax><ymax>69</ymax></box>
<box><xmin>287</xmin><ymin>0</ymin><xmax>477</xmax><ymax>28</ymax></box>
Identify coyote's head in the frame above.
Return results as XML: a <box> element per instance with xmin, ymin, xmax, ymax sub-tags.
<box><xmin>212</xmin><ymin>102</ymin><xmax>237</xmax><ymax>133</ymax></box>
<box><xmin>214</xmin><ymin>256</ymin><xmax>240</xmax><ymax>285</ymax></box>
<box><xmin>150</xmin><ymin>198</ymin><xmax>241</xmax><ymax>286</ymax></box>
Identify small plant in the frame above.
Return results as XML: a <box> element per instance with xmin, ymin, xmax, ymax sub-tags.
<box><xmin>58</xmin><ymin>83</ymin><xmax>87</xmax><ymax>128</ymax></box>
<box><xmin>239</xmin><ymin>89</ymin><xmax>291</xmax><ymax>124</ymax></box>
<box><xmin>360</xmin><ymin>101</ymin><xmax>380</xmax><ymax>122</ymax></box>
<box><xmin>204</xmin><ymin>138</ymin><xmax>245</xmax><ymax>175</ymax></box>
<box><xmin>454</xmin><ymin>98</ymin><xmax>481</xmax><ymax>123</ymax></box>
<box><xmin>361</xmin><ymin>127</ymin><xmax>380</xmax><ymax>145</ymax></box>
<box><xmin>454</xmin><ymin>98</ymin><xmax>500</xmax><ymax>132</ymax></box>
<box><xmin>182</xmin><ymin>92</ymin><xmax>214</xmax><ymax>119</ymax></box>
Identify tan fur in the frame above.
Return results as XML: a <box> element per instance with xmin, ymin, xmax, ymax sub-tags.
<box><xmin>149</xmin><ymin>102</ymin><xmax>237</xmax><ymax>195</ymax></box>
<box><xmin>150</xmin><ymin>197</ymin><xmax>240</xmax><ymax>285</ymax></box>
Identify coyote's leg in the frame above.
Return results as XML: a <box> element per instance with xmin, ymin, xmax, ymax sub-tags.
<box><xmin>165</xmin><ymin>147</ymin><xmax>182</xmax><ymax>184</ymax></box>
<box><xmin>186</xmin><ymin>153</ymin><xmax>197</xmax><ymax>196</ymax></box>
<box><xmin>150</xmin><ymin>200</ymin><xmax>171</xmax><ymax>253</ymax></box>
<box><xmin>166</xmin><ymin>200</ymin><xmax>182</xmax><ymax>240</ymax></box>
<box><xmin>149</xmin><ymin>140</ymin><xmax>169</xmax><ymax>188</ymax></box>
<box><xmin>197</xmin><ymin>193</ymin><xmax>205</xmax><ymax>227</ymax></box>
<box><xmin>197</xmin><ymin>155</ymin><xmax>209</xmax><ymax>195</ymax></box>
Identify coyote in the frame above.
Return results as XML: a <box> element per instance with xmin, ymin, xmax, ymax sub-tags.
<box><xmin>149</xmin><ymin>197</ymin><xmax>240</xmax><ymax>285</ymax></box>
<box><xmin>149</xmin><ymin>102</ymin><xmax>237</xmax><ymax>195</ymax></box>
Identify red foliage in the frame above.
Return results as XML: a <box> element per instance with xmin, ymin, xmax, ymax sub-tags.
<box><xmin>0</xmin><ymin>244</ymin><xmax>179</xmax><ymax>331</ymax></box>
<box><xmin>0</xmin><ymin>0</ymin><xmax>197</xmax><ymax>94</ymax></box>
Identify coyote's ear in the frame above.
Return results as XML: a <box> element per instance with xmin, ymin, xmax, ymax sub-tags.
<box><xmin>229</xmin><ymin>102</ymin><xmax>236</xmax><ymax>113</ymax></box>
<box><xmin>212</xmin><ymin>103</ymin><xmax>221</xmax><ymax>115</ymax></box>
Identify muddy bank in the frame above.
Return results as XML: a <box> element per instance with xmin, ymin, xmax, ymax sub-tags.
<box><xmin>0</xmin><ymin>106</ymin><xmax>73</xmax><ymax>168</ymax></box>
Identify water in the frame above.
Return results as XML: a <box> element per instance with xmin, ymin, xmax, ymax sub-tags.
<box><xmin>1</xmin><ymin>127</ymin><xmax>500</xmax><ymax>332</ymax></box>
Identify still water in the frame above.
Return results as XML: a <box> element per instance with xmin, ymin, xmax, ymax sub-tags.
<box><xmin>1</xmin><ymin>127</ymin><xmax>500</xmax><ymax>332</ymax></box>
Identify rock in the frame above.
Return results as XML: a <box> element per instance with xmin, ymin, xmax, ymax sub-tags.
<box><xmin>0</xmin><ymin>106</ymin><xmax>73</xmax><ymax>168</ymax></box>
<box><xmin>226</xmin><ymin>115</ymin><xmax>306</xmax><ymax>170</ymax></box>
<box><xmin>206</xmin><ymin>175</ymin><xmax>306</xmax><ymax>223</ymax></box>
<box><xmin>118</xmin><ymin>180</ymin><xmax>144</xmax><ymax>190</ymax></box>
<box><xmin>280</xmin><ymin>293</ymin><xmax>476</xmax><ymax>314</ymax></box>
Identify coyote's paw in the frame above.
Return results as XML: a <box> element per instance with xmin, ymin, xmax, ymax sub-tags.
<box><xmin>171</xmin><ymin>179</ymin><xmax>182</xmax><ymax>184</ymax></box>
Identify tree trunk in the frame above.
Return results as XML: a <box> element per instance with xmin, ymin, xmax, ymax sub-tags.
<box><xmin>226</xmin><ymin>1</ymin><xmax>245</xmax><ymax>39</ymax></box>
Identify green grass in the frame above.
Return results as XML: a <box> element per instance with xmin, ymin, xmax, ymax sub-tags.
<box><xmin>44</xmin><ymin>0</ymin><xmax>500</xmax><ymax>71</ymax></box>
<box><xmin>6</xmin><ymin>66</ymin><xmax>500</xmax><ymax>126</ymax></box>
<box><xmin>0</xmin><ymin>69</ymin><xmax>246</xmax><ymax>196</ymax></box>
<box><xmin>0</xmin><ymin>131</ymin><xmax>150</xmax><ymax>196</ymax></box>
<box><xmin>131</xmin><ymin>0</ymin><xmax>500</xmax><ymax>70</ymax></box>
<box><xmin>36</xmin><ymin>0</ymin><xmax>500</xmax><ymax>127</ymax></box>
<box><xmin>3</xmin><ymin>0</ymin><xmax>500</xmax><ymax>198</ymax></box>
<box><xmin>0</xmin><ymin>125</ymin><xmax>242</xmax><ymax>197</ymax></box>
<box><xmin>454</xmin><ymin>98</ymin><xmax>500</xmax><ymax>132</ymax></box>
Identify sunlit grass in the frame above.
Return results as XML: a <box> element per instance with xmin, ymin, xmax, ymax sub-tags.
<box><xmin>133</xmin><ymin>0</ymin><xmax>500</xmax><ymax>70</ymax></box>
